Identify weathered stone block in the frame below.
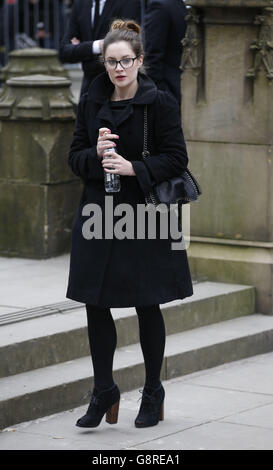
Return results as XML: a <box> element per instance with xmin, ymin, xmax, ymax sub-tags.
<box><xmin>0</xmin><ymin>180</ymin><xmax>82</xmax><ymax>258</ymax></box>
<box><xmin>186</xmin><ymin>141</ymin><xmax>272</xmax><ymax>242</ymax></box>
<box><xmin>0</xmin><ymin>121</ymin><xmax>76</xmax><ymax>183</ymax></box>
<box><xmin>182</xmin><ymin>9</ymin><xmax>273</xmax><ymax>144</ymax></box>
<box><xmin>188</xmin><ymin>241</ymin><xmax>273</xmax><ymax>314</ymax></box>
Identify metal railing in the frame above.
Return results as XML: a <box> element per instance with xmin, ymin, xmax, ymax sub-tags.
<box><xmin>0</xmin><ymin>1</ymin><xmax>157</xmax><ymax>69</ymax></box>
<box><xmin>0</xmin><ymin>0</ymin><xmax>72</xmax><ymax>67</ymax></box>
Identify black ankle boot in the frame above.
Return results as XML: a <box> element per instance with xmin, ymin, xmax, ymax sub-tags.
<box><xmin>135</xmin><ymin>383</ymin><xmax>165</xmax><ymax>428</ymax></box>
<box><xmin>76</xmin><ymin>383</ymin><xmax>120</xmax><ymax>428</ymax></box>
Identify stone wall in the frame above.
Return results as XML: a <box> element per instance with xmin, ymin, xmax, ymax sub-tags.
<box><xmin>182</xmin><ymin>0</ymin><xmax>273</xmax><ymax>313</ymax></box>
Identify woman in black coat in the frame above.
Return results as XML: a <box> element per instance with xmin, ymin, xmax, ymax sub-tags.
<box><xmin>66</xmin><ymin>19</ymin><xmax>193</xmax><ymax>429</ymax></box>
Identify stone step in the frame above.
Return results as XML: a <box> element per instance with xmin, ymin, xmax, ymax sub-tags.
<box><xmin>0</xmin><ymin>281</ymin><xmax>255</xmax><ymax>377</ymax></box>
<box><xmin>1</xmin><ymin>313</ymin><xmax>273</xmax><ymax>430</ymax></box>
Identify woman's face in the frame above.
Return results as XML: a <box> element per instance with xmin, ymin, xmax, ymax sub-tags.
<box><xmin>104</xmin><ymin>41</ymin><xmax>143</xmax><ymax>92</ymax></box>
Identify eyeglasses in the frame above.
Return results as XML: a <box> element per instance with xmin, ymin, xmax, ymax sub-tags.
<box><xmin>103</xmin><ymin>56</ymin><xmax>139</xmax><ymax>70</ymax></box>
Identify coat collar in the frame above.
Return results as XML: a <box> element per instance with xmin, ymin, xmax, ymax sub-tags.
<box><xmin>86</xmin><ymin>72</ymin><xmax>158</xmax><ymax>130</ymax></box>
<box><xmin>87</xmin><ymin>71</ymin><xmax>158</xmax><ymax>106</ymax></box>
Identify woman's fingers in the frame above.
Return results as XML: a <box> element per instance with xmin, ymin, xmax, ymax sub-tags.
<box><xmin>100</xmin><ymin>140</ymin><xmax>117</xmax><ymax>148</ymax></box>
<box><xmin>97</xmin><ymin>129</ymin><xmax>119</xmax><ymax>158</ymax></box>
<box><xmin>102</xmin><ymin>151</ymin><xmax>120</xmax><ymax>168</ymax></box>
<box><xmin>98</xmin><ymin>127</ymin><xmax>119</xmax><ymax>140</ymax></box>
<box><xmin>97</xmin><ymin>142</ymin><xmax>116</xmax><ymax>158</ymax></box>
<box><xmin>101</xmin><ymin>150</ymin><xmax>118</xmax><ymax>161</ymax></box>
<box><xmin>98</xmin><ymin>143</ymin><xmax>116</xmax><ymax>155</ymax></box>
<box><xmin>101</xmin><ymin>152</ymin><xmax>133</xmax><ymax>176</ymax></box>
<box><xmin>98</xmin><ymin>128</ymin><xmax>119</xmax><ymax>142</ymax></box>
<box><xmin>99</xmin><ymin>127</ymin><xmax>110</xmax><ymax>136</ymax></box>
<box><xmin>98</xmin><ymin>133</ymin><xmax>119</xmax><ymax>142</ymax></box>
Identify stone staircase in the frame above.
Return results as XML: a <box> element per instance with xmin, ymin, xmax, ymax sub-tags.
<box><xmin>1</xmin><ymin>280</ymin><xmax>273</xmax><ymax>430</ymax></box>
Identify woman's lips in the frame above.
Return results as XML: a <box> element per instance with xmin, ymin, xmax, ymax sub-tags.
<box><xmin>116</xmin><ymin>75</ymin><xmax>126</xmax><ymax>80</ymax></box>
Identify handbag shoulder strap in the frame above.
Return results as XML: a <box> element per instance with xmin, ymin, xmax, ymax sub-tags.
<box><xmin>142</xmin><ymin>105</ymin><xmax>150</xmax><ymax>159</ymax></box>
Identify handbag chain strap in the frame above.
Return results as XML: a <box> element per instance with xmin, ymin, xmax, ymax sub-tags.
<box><xmin>142</xmin><ymin>105</ymin><xmax>150</xmax><ymax>159</ymax></box>
<box><xmin>141</xmin><ymin>105</ymin><xmax>159</xmax><ymax>207</ymax></box>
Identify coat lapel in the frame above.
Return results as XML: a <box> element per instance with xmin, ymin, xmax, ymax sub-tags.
<box><xmin>95</xmin><ymin>100</ymin><xmax>133</xmax><ymax>134</ymax></box>
<box><xmin>82</xmin><ymin>0</ymin><xmax>93</xmax><ymax>40</ymax></box>
<box><xmin>113</xmin><ymin>105</ymin><xmax>134</xmax><ymax>128</ymax></box>
<box><xmin>93</xmin><ymin>0</ymin><xmax>115</xmax><ymax>38</ymax></box>
<box><xmin>96</xmin><ymin>101</ymin><xmax>116</xmax><ymax>131</ymax></box>
<box><xmin>95</xmin><ymin>102</ymin><xmax>130</xmax><ymax>164</ymax></box>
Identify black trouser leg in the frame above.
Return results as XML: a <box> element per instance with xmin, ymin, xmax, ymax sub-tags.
<box><xmin>135</xmin><ymin>304</ymin><xmax>166</xmax><ymax>390</ymax></box>
<box><xmin>85</xmin><ymin>304</ymin><xmax>117</xmax><ymax>391</ymax></box>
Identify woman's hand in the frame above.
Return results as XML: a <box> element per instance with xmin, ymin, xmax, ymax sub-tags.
<box><xmin>102</xmin><ymin>150</ymin><xmax>136</xmax><ymax>176</ymax></box>
<box><xmin>97</xmin><ymin>127</ymin><xmax>119</xmax><ymax>158</ymax></box>
<box><xmin>97</xmin><ymin>128</ymin><xmax>135</xmax><ymax>176</ymax></box>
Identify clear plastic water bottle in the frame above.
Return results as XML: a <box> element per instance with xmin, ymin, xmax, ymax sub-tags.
<box><xmin>103</xmin><ymin>146</ymin><xmax>121</xmax><ymax>193</ymax></box>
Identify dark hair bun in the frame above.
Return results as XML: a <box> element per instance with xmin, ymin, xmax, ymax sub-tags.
<box><xmin>111</xmin><ymin>19</ymin><xmax>141</xmax><ymax>35</ymax></box>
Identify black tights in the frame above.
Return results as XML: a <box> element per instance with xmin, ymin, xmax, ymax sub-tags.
<box><xmin>85</xmin><ymin>304</ymin><xmax>166</xmax><ymax>392</ymax></box>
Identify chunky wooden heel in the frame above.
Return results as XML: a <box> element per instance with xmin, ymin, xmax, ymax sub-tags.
<box><xmin>106</xmin><ymin>399</ymin><xmax>120</xmax><ymax>424</ymax></box>
<box><xmin>159</xmin><ymin>400</ymin><xmax>164</xmax><ymax>421</ymax></box>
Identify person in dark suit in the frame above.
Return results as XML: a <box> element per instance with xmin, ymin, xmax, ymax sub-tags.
<box><xmin>144</xmin><ymin>0</ymin><xmax>188</xmax><ymax>105</ymax></box>
<box><xmin>59</xmin><ymin>0</ymin><xmax>141</xmax><ymax>95</ymax></box>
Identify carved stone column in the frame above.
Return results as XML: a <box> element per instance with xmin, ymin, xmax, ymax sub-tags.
<box><xmin>0</xmin><ymin>48</ymin><xmax>69</xmax><ymax>98</ymax></box>
<box><xmin>0</xmin><ymin>74</ymin><xmax>81</xmax><ymax>258</ymax></box>
<box><xmin>182</xmin><ymin>0</ymin><xmax>273</xmax><ymax>314</ymax></box>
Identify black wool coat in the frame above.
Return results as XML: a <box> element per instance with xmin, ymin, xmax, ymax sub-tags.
<box><xmin>66</xmin><ymin>72</ymin><xmax>194</xmax><ymax>307</ymax></box>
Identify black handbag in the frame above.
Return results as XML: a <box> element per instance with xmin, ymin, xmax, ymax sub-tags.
<box><xmin>141</xmin><ymin>105</ymin><xmax>202</xmax><ymax>211</ymax></box>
